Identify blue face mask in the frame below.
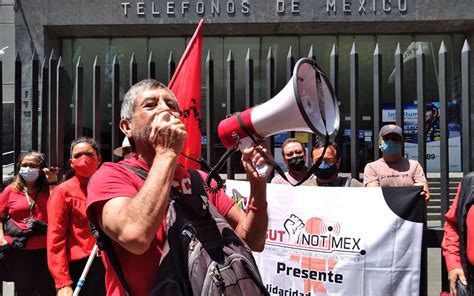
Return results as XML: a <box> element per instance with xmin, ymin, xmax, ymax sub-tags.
<box><xmin>19</xmin><ymin>167</ymin><xmax>40</xmax><ymax>182</ymax></box>
<box><xmin>381</xmin><ymin>140</ymin><xmax>401</xmax><ymax>155</ymax></box>
<box><xmin>315</xmin><ymin>161</ymin><xmax>338</xmax><ymax>180</ymax></box>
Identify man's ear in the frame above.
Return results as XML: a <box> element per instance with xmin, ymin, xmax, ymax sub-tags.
<box><xmin>119</xmin><ymin>119</ymin><xmax>132</xmax><ymax>138</ymax></box>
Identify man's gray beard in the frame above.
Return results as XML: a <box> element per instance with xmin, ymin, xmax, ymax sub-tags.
<box><xmin>133</xmin><ymin>126</ymin><xmax>151</xmax><ymax>147</ymax></box>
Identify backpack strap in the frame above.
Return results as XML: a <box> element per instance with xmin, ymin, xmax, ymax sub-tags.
<box><xmin>125</xmin><ymin>165</ymin><xmax>147</xmax><ymax>180</ymax></box>
<box><xmin>123</xmin><ymin>165</ymin><xmax>182</xmax><ymax>199</ymax></box>
<box><xmin>188</xmin><ymin>169</ymin><xmax>208</xmax><ymax>198</ymax></box>
<box><xmin>125</xmin><ymin>165</ymin><xmax>208</xmax><ymax>199</ymax></box>
<box><xmin>87</xmin><ymin>167</ymin><xmax>144</xmax><ymax>296</ymax></box>
<box><xmin>123</xmin><ymin>165</ymin><xmax>198</xmax><ymax>295</ymax></box>
<box><xmin>102</xmin><ymin>165</ymin><xmax>206</xmax><ymax>295</ymax></box>
<box><xmin>95</xmin><ymin>227</ymin><xmax>131</xmax><ymax>296</ymax></box>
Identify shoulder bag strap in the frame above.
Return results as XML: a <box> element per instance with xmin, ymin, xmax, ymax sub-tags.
<box><xmin>188</xmin><ymin>170</ymin><xmax>208</xmax><ymax>198</ymax></box>
<box><xmin>97</xmin><ymin>229</ymin><xmax>131</xmax><ymax>295</ymax></box>
<box><xmin>88</xmin><ymin>165</ymin><xmax>151</xmax><ymax>296</ymax></box>
<box><xmin>124</xmin><ymin>165</ymin><xmax>181</xmax><ymax>199</ymax></box>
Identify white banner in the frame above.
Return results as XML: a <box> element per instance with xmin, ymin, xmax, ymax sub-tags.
<box><xmin>226</xmin><ymin>181</ymin><xmax>424</xmax><ymax>296</ymax></box>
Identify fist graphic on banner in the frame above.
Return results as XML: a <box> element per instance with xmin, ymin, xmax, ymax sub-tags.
<box><xmin>284</xmin><ymin>214</ymin><xmax>305</xmax><ymax>244</ymax></box>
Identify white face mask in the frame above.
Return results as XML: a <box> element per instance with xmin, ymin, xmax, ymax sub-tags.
<box><xmin>19</xmin><ymin>167</ymin><xmax>40</xmax><ymax>182</ymax></box>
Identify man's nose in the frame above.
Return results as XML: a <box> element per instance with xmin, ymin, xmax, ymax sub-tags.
<box><xmin>157</xmin><ymin>98</ymin><xmax>172</xmax><ymax>111</ymax></box>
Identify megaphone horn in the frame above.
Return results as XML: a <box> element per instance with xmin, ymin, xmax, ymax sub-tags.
<box><xmin>218</xmin><ymin>58</ymin><xmax>340</xmax><ymax>150</ymax></box>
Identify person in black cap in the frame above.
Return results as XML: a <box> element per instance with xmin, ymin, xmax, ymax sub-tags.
<box><xmin>363</xmin><ymin>124</ymin><xmax>430</xmax><ymax>201</ymax></box>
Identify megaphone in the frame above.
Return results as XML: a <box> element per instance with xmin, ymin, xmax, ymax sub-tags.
<box><xmin>218</xmin><ymin>58</ymin><xmax>340</xmax><ymax>152</ymax></box>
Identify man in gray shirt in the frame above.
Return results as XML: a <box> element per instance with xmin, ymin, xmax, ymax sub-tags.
<box><xmin>305</xmin><ymin>142</ymin><xmax>362</xmax><ymax>187</ymax></box>
<box><xmin>363</xmin><ymin>124</ymin><xmax>430</xmax><ymax>201</ymax></box>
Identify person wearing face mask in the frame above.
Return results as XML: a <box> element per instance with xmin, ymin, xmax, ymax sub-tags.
<box><xmin>304</xmin><ymin>142</ymin><xmax>362</xmax><ymax>187</ymax></box>
<box><xmin>363</xmin><ymin>124</ymin><xmax>430</xmax><ymax>201</ymax></box>
<box><xmin>271</xmin><ymin>138</ymin><xmax>308</xmax><ymax>184</ymax></box>
<box><xmin>0</xmin><ymin>151</ymin><xmax>58</xmax><ymax>295</ymax></box>
<box><xmin>47</xmin><ymin>137</ymin><xmax>106</xmax><ymax>296</ymax></box>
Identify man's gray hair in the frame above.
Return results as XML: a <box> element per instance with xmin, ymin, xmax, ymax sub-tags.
<box><xmin>120</xmin><ymin>79</ymin><xmax>176</xmax><ymax>119</ymax></box>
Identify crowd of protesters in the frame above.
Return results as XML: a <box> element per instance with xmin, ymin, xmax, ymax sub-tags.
<box><xmin>1</xmin><ymin>77</ymin><xmax>470</xmax><ymax>295</ymax></box>
<box><xmin>0</xmin><ymin>79</ymin><xmax>272</xmax><ymax>296</ymax></box>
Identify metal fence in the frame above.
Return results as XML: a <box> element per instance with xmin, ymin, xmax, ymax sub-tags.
<box><xmin>0</xmin><ymin>40</ymin><xmax>472</xmax><ymax>295</ymax></box>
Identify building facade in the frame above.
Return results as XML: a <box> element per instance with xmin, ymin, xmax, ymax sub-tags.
<box><xmin>1</xmin><ymin>0</ymin><xmax>473</xmax><ymax>172</ymax></box>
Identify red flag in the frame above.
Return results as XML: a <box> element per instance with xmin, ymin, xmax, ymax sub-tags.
<box><xmin>168</xmin><ymin>19</ymin><xmax>204</xmax><ymax>169</ymax></box>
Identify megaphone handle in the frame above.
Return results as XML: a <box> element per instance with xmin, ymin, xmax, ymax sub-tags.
<box><xmin>255</xmin><ymin>163</ymin><xmax>270</xmax><ymax>176</ymax></box>
<box><xmin>238</xmin><ymin>137</ymin><xmax>271</xmax><ymax>177</ymax></box>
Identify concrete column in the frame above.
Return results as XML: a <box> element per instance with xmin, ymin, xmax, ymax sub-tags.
<box><xmin>467</xmin><ymin>30</ymin><xmax>474</xmax><ymax>172</ymax></box>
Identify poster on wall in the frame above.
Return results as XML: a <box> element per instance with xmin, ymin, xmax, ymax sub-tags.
<box><xmin>227</xmin><ymin>181</ymin><xmax>424</xmax><ymax>296</ymax></box>
<box><xmin>382</xmin><ymin>102</ymin><xmax>461</xmax><ymax>172</ymax></box>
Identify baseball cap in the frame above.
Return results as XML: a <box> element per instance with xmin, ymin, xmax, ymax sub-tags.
<box><xmin>425</xmin><ymin>103</ymin><xmax>438</xmax><ymax>112</ymax></box>
<box><xmin>113</xmin><ymin>137</ymin><xmax>131</xmax><ymax>157</ymax></box>
<box><xmin>379</xmin><ymin>124</ymin><xmax>403</xmax><ymax>138</ymax></box>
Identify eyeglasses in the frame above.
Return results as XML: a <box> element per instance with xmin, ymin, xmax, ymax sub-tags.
<box><xmin>20</xmin><ymin>163</ymin><xmax>40</xmax><ymax>169</ymax></box>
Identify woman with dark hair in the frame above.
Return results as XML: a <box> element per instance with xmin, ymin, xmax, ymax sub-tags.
<box><xmin>0</xmin><ymin>151</ymin><xmax>58</xmax><ymax>295</ymax></box>
<box><xmin>47</xmin><ymin>137</ymin><xmax>106</xmax><ymax>296</ymax></box>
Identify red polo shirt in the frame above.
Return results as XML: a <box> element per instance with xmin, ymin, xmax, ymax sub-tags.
<box><xmin>86</xmin><ymin>156</ymin><xmax>235</xmax><ymax>296</ymax></box>
<box><xmin>0</xmin><ymin>184</ymin><xmax>49</xmax><ymax>249</ymax></box>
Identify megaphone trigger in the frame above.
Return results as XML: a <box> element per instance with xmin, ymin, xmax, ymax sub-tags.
<box><xmin>238</xmin><ymin>137</ymin><xmax>273</xmax><ymax>177</ymax></box>
<box><xmin>253</xmin><ymin>144</ymin><xmax>278</xmax><ymax>177</ymax></box>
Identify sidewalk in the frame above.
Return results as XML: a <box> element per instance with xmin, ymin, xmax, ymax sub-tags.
<box><xmin>428</xmin><ymin>220</ymin><xmax>444</xmax><ymax>296</ymax></box>
<box><xmin>429</xmin><ymin>248</ymin><xmax>443</xmax><ymax>295</ymax></box>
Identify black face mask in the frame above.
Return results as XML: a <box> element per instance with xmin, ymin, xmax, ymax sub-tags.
<box><xmin>315</xmin><ymin>162</ymin><xmax>338</xmax><ymax>180</ymax></box>
<box><xmin>287</xmin><ymin>156</ymin><xmax>305</xmax><ymax>172</ymax></box>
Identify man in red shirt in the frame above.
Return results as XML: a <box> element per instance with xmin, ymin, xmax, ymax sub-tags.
<box><xmin>86</xmin><ymin>79</ymin><xmax>271</xmax><ymax>295</ymax></box>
